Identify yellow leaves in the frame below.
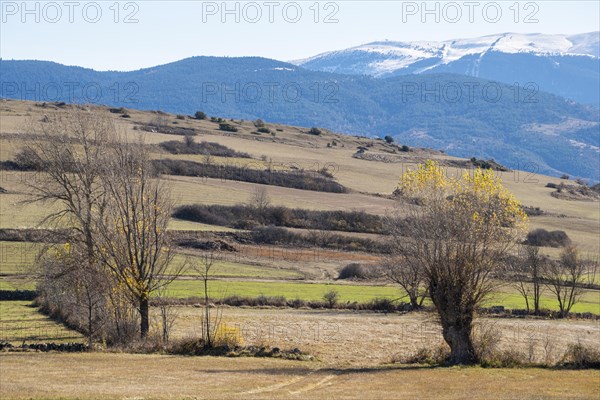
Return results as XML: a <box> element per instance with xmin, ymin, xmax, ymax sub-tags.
<box><xmin>398</xmin><ymin>160</ymin><xmax>528</xmax><ymax>234</ymax></box>
<box><xmin>399</xmin><ymin>160</ymin><xmax>456</xmax><ymax>196</ymax></box>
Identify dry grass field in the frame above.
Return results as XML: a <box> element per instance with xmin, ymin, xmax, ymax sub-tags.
<box><xmin>1</xmin><ymin>352</ymin><xmax>598</xmax><ymax>399</ymax></box>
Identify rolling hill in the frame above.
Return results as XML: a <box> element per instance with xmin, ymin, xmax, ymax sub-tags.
<box><xmin>1</xmin><ymin>57</ymin><xmax>599</xmax><ymax>180</ymax></box>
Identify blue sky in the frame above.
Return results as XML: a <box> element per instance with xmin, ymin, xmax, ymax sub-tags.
<box><xmin>1</xmin><ymin>1</ymin><xmax>599</xmax><ymax>71</ymax></box>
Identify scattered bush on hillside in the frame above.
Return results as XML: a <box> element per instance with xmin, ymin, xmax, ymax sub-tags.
<box><xmin>401</xmin><ymin>145</ymin><xmax>410</xmax><ymax>152</ymax></box>
<box><xmin>134</xmin><ymin>123</ymin><xmax>196</xmax><ymax>136</ymax></box>
<box><xmin>307</xmin><ymin>127</ymin><xmax>322</xmax><ymax>135</ymax></box>
<box><xmin>525</xmin><ymin>229</ymin><xmax>571</xmax><ymax>247</ymax></box>
<box><xmin>108</xmin><ymin>107</ymin><xmax>127</xmax><ymax>114</ymax></box>
<box><xmin>153</xmin><ymin>159</ymin><xmax>347</xmax><ymax>193</ymax></box>
<box><xmin>469</xmin><ymin>157</ymin><xmax>509</xmax><ymax>171</ymax></box>
<box><xmin>257</xmin><ymin>127</ymin><xmax>271</xmax><ymax>134</ymax></box>
<box><xmin>384</xmin><ymin>135</ymin><xmax>394</xmax><ymax>143</ymax></box>
<box><xmin>219</xmin><ymin>123</ymin><xmax>238</xmax><ymax>132</ymax></box>
<box><xmin>522</xmin><ymin>206</ymin><xmax>544</xmax><ymax>216</ymax></box>
<box><xmin>194</xmin><ymin>111</ymin><xmax>207</xmax><ymax>120</ymax></box>
<box><xmin>159</xmin><ymin>140</ymin><xmax>250</xmax><ymax>158</ymax></box>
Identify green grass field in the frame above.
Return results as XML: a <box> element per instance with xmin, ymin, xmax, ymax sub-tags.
<box><xmin>166</xmin><ymin>279</ymin><xmax>402</xmax><ymax>302</ymax></box>
<box><xmin>168</xmin><ymin>253</ymin><xmax>303</xmax><ymax>279</ymax></box>
<box><xmin>166</xmin><ymin>279</ymin><xmax>600</xmax><ymax>313</ymax></box>
<box><xmin>0</xmin><ymin>301</ymin><xmax>83</xmax><ymax>344</ymax></box>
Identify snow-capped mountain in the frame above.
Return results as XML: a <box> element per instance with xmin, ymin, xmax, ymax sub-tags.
<box><xmin>295</xmin><ymin>32</ymin><xmax>600</xmax><ymax>105</ymax></box>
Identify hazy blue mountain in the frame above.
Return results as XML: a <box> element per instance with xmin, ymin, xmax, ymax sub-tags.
<box><xmin>295</xmin><ymin>32</ymin><xmax>600</xmax><ymax>106</ymax></box>
<box><xmin>1</xmin><ymin>57</ymin><xmax>599</xmax><ymax>180</ymax></box>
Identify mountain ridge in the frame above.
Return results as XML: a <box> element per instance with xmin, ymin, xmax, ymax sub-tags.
<box><xmin>294</xmin><ymin>32</ymin><xmax>600</xmax><ymax>106</ymax></box>
<box><xmin>1</xmin><ymin>56</ymin><xmax>598</xmax><ymax>181</ymax></box>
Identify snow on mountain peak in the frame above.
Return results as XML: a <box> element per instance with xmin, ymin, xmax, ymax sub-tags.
<box><xmin>294</xmin><ymin>32</ymin><xmax>599</xmax><ymax>76</ymax></box>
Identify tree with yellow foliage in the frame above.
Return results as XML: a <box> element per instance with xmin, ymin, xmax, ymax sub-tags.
<box><xmin>392</xmin><ymin>160</ymin><xmax>527</xmax><ymax>364</ymax></box>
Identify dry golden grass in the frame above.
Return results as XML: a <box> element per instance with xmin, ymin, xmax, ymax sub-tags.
<box><xmin>167</xmin><ymin>307</ymin><xmax>600</xmax><ymax>367</ymax></box>
<box><xmin>0</xmin><ymin>352</ymin><xmax>598</xmax><ymax>399</ymax></box>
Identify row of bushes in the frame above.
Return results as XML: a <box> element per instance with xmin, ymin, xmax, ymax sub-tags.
<box><xmin>172</xmin><ymin>204</ymin><xmax>385</xmax><ymax>233</ymax></box>
<box><xmin>399</xmin><ymin>342</ymin><xmax>600</xmax><ymax>369</ymax></box>
<box><xmin>154</xmin><ymin>159</ymin><xmax>347</xmax><ymax>193</ymax></box>
<box><xmin>0</xmin><ymin>290</ymin><xmax>37</xmax><ymax>301</ymax></box>
<box><xmin>159</xmin><ymin>139</ymin><xmax>250</xmax><ymax>158</ymax></box>
<box><xmin>134</xmin><ymin>123</ymin><xmax>196</xmax><ymax>136</ymax></box>
<box><xmin>250</xmin><ymin>226</ymin><xmax>391</xmax><ymax>253</ymax></box>
<box><xmin>153</xmin><ymin>294</ymin><xmax>414</xmax><ymax>313</ymax></box>
<box><xmin>0</xmin><ymin>228</ymin><xmax>67</xmax><ymax>243</ymax></box>
<box><xmin>0</xmin><ymin>342</ymin><xmax>88</xmax><ymax>352</ymax></box>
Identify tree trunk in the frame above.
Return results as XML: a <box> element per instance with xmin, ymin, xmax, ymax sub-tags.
<box><xmin>442</xmin><ymin>324</ymin><xmax>477</xmax><ymax>365</ymax></box>
<box><xmin>88</xmin><ymin>303</ymin><xmax>93</xmax><ymax>348</ymax></box>
<box><xmin>140</xmin><ymin>297</ymin><xmax>149</xmax><ymax>338</ymax></box>
<box><xmin>533</xmin><ymin>278</ymin><xmax>541</xmax><ymax>315</ymax></box>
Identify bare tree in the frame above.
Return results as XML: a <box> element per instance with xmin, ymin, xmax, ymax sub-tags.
<box><xmin>382</xmin><ymin>214</ymin><xmax>428</xmax><ymax>309</ymax></box>
<box><xmin>21</xmin><ymin>109</ymin><xmax>114</xmax><ymax>345</ymax></box>
<box><xmin>191</xmin><ymin>252</ymin><xmax>223</xmax><ymax>348</ymax></box>
<box><xmin>545</xmin><ymin>246</ymin><xmax>585</xmax><ymax>318</ymax></box>
<box><xmin>394</xmin><ymin>161</ymin><xmax>527</xmax><ymax>364</ymax></box>
<box><xmin>248</xmin><ymin>186</ymin><xmax>271</xmax><ymax>213</ymax></box>
<box><xmin>95</xmin><ymin>133</ymin><xmax>180</xmax><ymax>338</ymax></box>
<box><xmin>380</xmin><ymin>255</ymin><xmax>427</xmax><ymax>309</ymax></box>
<box><xmin>506</xmin><ymin>246</ymin><xmax>546</xmax><ymax>315</ymax></box>
<box><xmin>37</xmin><ymin>243</ymin><xmax>109</xmax><ymax>347</ymax></box>
<box><xmin>155</xmin><ymin>285</ymin><xmax>178</xmax><ymax>343</ymax></box>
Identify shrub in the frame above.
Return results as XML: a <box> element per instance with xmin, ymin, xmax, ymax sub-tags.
<box><xmin>560</xmin><ymin>174</ymin><xmax>570</xmax><ymax>180</ymax></box>
<box><xmin>214</xmin><ymin>323</ymin><xmax>244</xmax><ymax>348</ymax></box>
<box><xmin>323</xmin><ymin>290</ymin><xmax>339</xmax><ymax>308</ymax></box>
<box><xmin>219</xmin><ymin>123</ymin><xmax>238</xmax><ymax>132</ymax></box>
<box><xmin>525</xmin><ymin>229</ymin><xmax>571</xmax><ymax>247</ymax></box>
<box><xmin>254</xmin><ymin>119</ymin><xmax>265</xmax><ymax>128</ymax></box>
<box><xmin>307</xmin><ymin>127</ymin><xmax>322</xmax><ymax>135</ymax></box>
<box><xmin>194</xmin><ymin>111</ymin><xmax>207</xmax><ymax>120</ymax></box>
<box><xmin>480</xmin><ymin>349</ymin><xmax>526</xmax><ymax>368</ymax></box>
<box><xmin>338</xmin><ymin>263</ymin><xmax>368</xmax><ymax>280</ymax></box>
<box><xmin>257</xmin><ymin>127</ymin><xmax>271</xmax><ymax>134</ymax></box>
<box><xmin>384</xmin><ymin>135</ymin><xmax>394</xmax><ymax>143</ymax></box>
<box><xmin>369</xmin><ymin>298</ymin><xmax>396</xmax><ymax>313</ymax></box>
<box><xmin>176</xmin><ymin>115</ymin><xmax>186</xmax><ymax>120</ymax></box>
<box><xmin>399</xmin><ymin>345</ymin><xmax>450</xmax><ymax>365</ymax></box>
<box><xmin>559</xmin><ymin>343</ymin><xmax>600</xmax><ymax>369</ymax></box>
<box><xmin>401</xmin><ymin>145</ymin><xmax>410</xmax><ymax>152</ymax></box>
